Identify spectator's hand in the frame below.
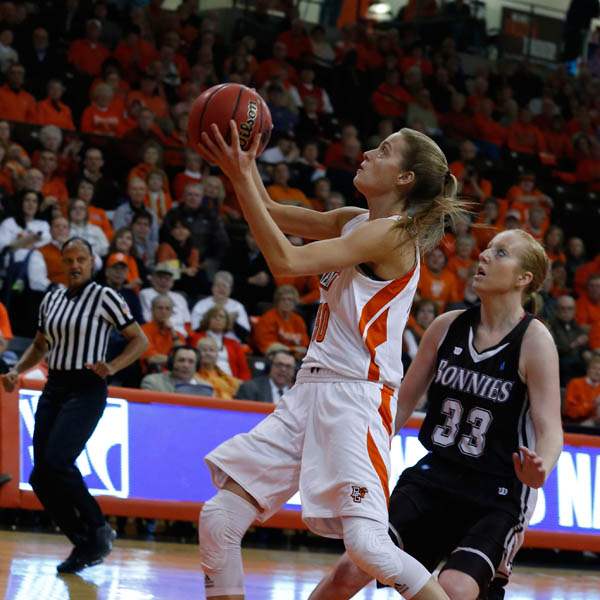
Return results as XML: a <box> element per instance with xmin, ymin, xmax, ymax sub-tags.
<box><xmin>573</xmin><ymin>334</ymin><xmax>589</xmax><ymax>348</ymax></box>
<box><xmin>40</xmin><ymin>195</ymin><xmax>58</xmax><ymax>211</ymax></box>
<box><xmin>248</xmin><ymin>271</ymin><xmax>269</xmax><ymax>286</ymax></box>
<box><xmin>85</xmin><ymin>361</ymin><xmax>115</xmax><ymax>378</ymax></box>
<box><xmin>512</xmin><ymin>446</ymin><xmax>546</xmax><ymax>488</ymax></box>
<box><xmin>1</xmin><ymin>370</ymin><xmax>19</xmax><ymax>392</ymax></box>
<box><xmin>13</xmin><ymin>231</ymin><xmax>39</xmax><ymax>249</ymax></box>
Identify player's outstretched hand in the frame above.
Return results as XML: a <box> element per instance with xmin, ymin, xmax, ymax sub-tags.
<box><xmin>0</xmin><ymin>370</ymin><xmax>18</xmax><ymax>392</ymax></box>
<box><xmin>512</xmin><ymin>446</ymin><xmax>546</xmax><ymax>488</ymax></box>
<box><xmin>197</xmin><ymin>121</ymin><xmax>261</xmax><ymax>182</ymax></box>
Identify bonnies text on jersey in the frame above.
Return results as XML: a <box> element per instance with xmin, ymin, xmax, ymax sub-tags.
<box><xmin>434</xmin><ymin>359</ymin><xmax>515</xmax><ymax>403</ymax></box>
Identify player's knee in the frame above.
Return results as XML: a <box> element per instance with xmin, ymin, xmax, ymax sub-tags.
<box><xmin>198</xmin><ymin>490</ymin><xmax>257</xmax><ymax>574</ymax></box>
<box><xmin>439</xmin><ymin>569</ymin><xmax>480</xmax><ymax>600</ymax></box>
<box><xmin>342</xmin><ymin>519</ymin><xmax>389</xmax><ymax>575</ymax></box>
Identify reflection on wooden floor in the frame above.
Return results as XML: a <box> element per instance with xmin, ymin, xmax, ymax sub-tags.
<box><xmin>1</xmin><ymin>531</ymin><xmax>599</xmax><ymax>599</ymax></box>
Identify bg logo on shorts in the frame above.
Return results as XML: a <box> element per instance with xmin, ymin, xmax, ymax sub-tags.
<box><xmin>350</xmin><ymin>486</ymin><xmax>368</xmax><ymax>503</ymax></box>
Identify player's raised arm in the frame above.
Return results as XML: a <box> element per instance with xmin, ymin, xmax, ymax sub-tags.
<box><xmin>515</xmin><ymin>319</ymin><xmax>564</xmax><ymax>488</ymax></box>
<box><xmin>394</xmin><ymin>311</ymin><xmax>464</xmax><ymax>433</ymax></box>
<box><xmin>250</xmin><ymin>161</ymin><xmax>366</xmax><ymax>240</ymax></box>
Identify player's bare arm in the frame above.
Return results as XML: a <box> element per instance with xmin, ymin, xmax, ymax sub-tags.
<box><xmin>514</xmin><ymin>319</ymin><xmax>563</xmax><ymax>488</ymax></box>
<box><xmin>199</xmin><ymin>122</ymin><xmax>410</xmax><ymax>277</ymax></box>
<box><xmin>250</xmin><ymin>162</ymin><xmax>366</xmax><ymax>240</ymax></box>
<box><xmin>395</xmin><ymin>311</ymin><xmax>464</xmax><ymax>433</ymax></box>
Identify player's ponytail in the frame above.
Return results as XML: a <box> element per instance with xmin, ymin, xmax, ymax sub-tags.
<box><xmin>395</xmin><ymin>128</ymin><xmax>470</xmax><ymax>253</ymax></box>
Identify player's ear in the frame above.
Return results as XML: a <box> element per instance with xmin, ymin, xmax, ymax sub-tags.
<box><xmin>517</xmin><ymin>270</ymin><xmax>533</xmax><ymax>289</ymax></box>
<box><xmin>397</xmin><ymin>171</ymin><xmax>414</xmax><ymax>186</ymax></box>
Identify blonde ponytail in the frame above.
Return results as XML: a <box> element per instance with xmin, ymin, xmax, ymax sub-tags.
<box><xmin>394</xmin><ymin>128</ymin><xmax>471</xmax><ymax>253</ymax></box>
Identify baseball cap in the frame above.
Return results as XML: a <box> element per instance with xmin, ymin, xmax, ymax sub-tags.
<box><xmin>106</xmin><ymin>252</ymin><xmax>129</xmax><ymax>268</ymax></box>
<box><xmin>154</xmin><ymin>260</ymin><xmax>181</xmax><ymax>280</ymax></box>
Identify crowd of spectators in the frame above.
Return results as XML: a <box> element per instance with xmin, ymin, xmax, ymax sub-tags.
<box><xmin>0</xmin><ymin>1</ymin><xmax>595</xmax><ymax>430</ymax></box>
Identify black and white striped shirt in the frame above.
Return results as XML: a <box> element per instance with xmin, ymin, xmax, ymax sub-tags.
<box><xmin>38</xmin><ymin>281</ymin><xmax>135</xmax><ymax>371</ymax></box>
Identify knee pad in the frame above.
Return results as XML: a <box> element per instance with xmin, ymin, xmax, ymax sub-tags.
<box><xmin>198</xmin><ymin>489</ymin><xmax>258</xmax><ymax>597</ymax></box>
<box><xmin>343</xmin><ymin>517</ymin><xmax>431</xmax><ymax>599</ymax></box>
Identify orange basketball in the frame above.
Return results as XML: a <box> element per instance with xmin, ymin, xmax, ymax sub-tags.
<box><xmin>188</xmin><ymin>83</ymin><xmax>272</xmax><ymax>156</ymax></box>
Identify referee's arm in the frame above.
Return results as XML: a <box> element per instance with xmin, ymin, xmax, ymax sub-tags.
<box><xmin>1</xmin><ymin>332</ymin><xmax>49</xmax><ymax>391</ymax></box>
<box><xmin>86</xmin><ymin>321</ymin><xmax>148</xmax><ymax>379</ymax></box>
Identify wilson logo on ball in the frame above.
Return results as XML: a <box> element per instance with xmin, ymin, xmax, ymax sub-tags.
<box><xmin>239</xmin><ymin>100</ymin><xmax>258</xmax><ymax>150</ymax></box>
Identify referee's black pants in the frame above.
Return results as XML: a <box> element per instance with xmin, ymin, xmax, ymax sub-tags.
<box><xmin>29</xmin><ymin>370</ymin><xmax>108</xmax><ymax>545</ymax></box>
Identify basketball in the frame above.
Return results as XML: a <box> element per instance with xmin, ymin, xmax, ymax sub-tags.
<box><xmin>188</xmin><ymin>83</ymin><xmax>272</xmax><ymax>156</ymax></box>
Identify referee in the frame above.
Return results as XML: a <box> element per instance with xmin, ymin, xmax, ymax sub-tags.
<box><xmin>1</xmin><ymin>237</ymin><xmax>147</xmax><ymax>573</ymax></box>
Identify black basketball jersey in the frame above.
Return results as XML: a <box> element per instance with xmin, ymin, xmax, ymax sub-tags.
<box><xmin>419</xmin><ymin>306</ymin><xmax>534</xmax><ymax>479</ymax></box>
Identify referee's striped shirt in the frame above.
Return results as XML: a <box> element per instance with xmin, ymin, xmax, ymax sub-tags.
<box><xmin>38</xmin><ymin>281</ymin><xmax>135</xmax><ymax>371</ymax></box>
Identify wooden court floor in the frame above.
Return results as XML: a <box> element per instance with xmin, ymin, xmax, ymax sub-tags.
<box><xmin>0</xmin><ymin>531</ymin><xmax>599</xmax><ymax>599</ymax></box>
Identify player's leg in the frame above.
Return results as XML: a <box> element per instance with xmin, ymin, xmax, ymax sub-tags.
<box><xmin>199</xmin><ymin>386</ymin><xmax>310</xmax><ymax>599</ymax></box>
<box><xmin>438</xmin><ymin>510</ymin><xmax>521</xmax><ymax>600</ymax></box>
<box><xmin>308</xmin><ymin>552</ymin><xmax>372</xmax><ymax>600</ymax></box>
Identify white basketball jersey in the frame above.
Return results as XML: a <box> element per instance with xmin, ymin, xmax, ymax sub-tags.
<box><xmin>303</xmin><ymin>213</ymin><xmax>420</xmax><ymax>388</ymax></box>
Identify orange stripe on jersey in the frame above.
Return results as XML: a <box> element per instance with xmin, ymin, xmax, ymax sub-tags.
<box><xmin>367</xmin><ymin>428</ymin><xmax>390</xmax><ymax>504</ymax></box>
<box><xmin>378</xmin><ymin>385</ymin><xmax>394</xmax><ymax>437</ymax></box>
<box><xmin>366</xmin><ymin>308</ymin><xmax>388</xmax><ymax>381</ymax></box>
<box><xmin>358</xmin><ymin>266</ymin><xmax>415</xmax><ymax>337</ymax></box>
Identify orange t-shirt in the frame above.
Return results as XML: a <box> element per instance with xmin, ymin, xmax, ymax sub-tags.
<box><xmin>88</xmin><ymin>206</ymin><xmax>113</xmax><ymax>241</ymax></box>
<box><xmin>266</xmin><ymin>184</ymin><xmax>313</xmax><ymax>209</ymax></box>
<box><xmin>39</xmin><ymin>242</ymin><xmax>67</xmax><ymax>285</ymax></box>
<box><xmin>42</xmin><ymin>177</ymin><xmax>69</xmax><ymax>213</ymax></box>
<box><xmin>80</xmin><ymin>103</ymin><xmax>123</xmax><ymax>137</ymax></box>
<box><xmin>67</xmin><ymin>39</ymin><xmax>110</xmax><ymax>77</ymax></box>
<box><xmin>564</xmin><ymin>377</ymin><xmax>600</xmax><ymax>421</ymax></box>
<box><xmin>156</xmin><ymin>242</ymin><xmax>199</xmax><ymax>270</ymax></box>
<box><xmin>0</xmin><ymin>86</ymin><xmax>37</xmax><ymax>123</ymax></box>
<box><xmin>141</xmin><ymin>320</ymin><xmax>184</xmax><ymax>362</ymax></box>
<box><xmin>576</xmin><ymin>294</ymin><xmax>600</xmax><ymax>327</ymax></box>
<box><xmin>126</xmin><ymin>90</ymin><xmax>169</xmax><ymax>119</ymax></box>
<box><xmin>274</xmin><ymin>275</ymin><xmax>320</xmax><ymax>305</ymax></box>
<box><xmin>447</xmin><ymin>255</ymin><xmax>475</xmax><ymax>299</ymax></box>
<box><xmin>114</xmin><ymin>39</ymin><xmax>159</xmax><ymax>80</ymax></box>
<box><xmin>506</xmin><ymin>122</ymin><xmax>546</xmax><ymax>155</ymax></box>
<box><xmin>0</xmin><ymin>301</ymin><xmax>13</xmax><ymax>339</ymax></box>
<box><xmin>472</xmin><ymin>113</ymin><xmax>507</xmax><ymax>147</ymax></box>
<box><xmin>252</xmin><ymin>308</ymin><xmax>309</xmax><ymax>354</ymax></box>
<box><xmin>589</xmin><ymin>321</ymin><xmax>600</xmax><ymax>350</ymax></box>
<box><xmin>418</xmin><ymin>265</ymin><xmax>461</xmax><ymax>312</ymax></box>
<box><xmin>36</xmin><ymin>98</ymin><xmax>75</xmax><ymax>130</ymax></box>
<box><xmin>574</xmin><ymin>257</ymin><xmax>600</xmax><ymax>296</ymax></box>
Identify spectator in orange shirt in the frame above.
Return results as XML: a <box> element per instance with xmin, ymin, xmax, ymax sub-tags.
<box><xmin>277</xmin><ymin>19</ymin><xmax>312</xmax><ymax>63</ymax></box>
<box><xmin>541</xmin><ymin>116</ymin><xmax>574</xmax><ymax>165</ymax></box>
<box><xmin>549</xmin><ymin>261</ymin><xmax>571</xmax><ymax>298</ymax></box>
<box><xmin>36</xmin><ymin>79</ymin><xmax>75</xmax><ymax>130</ymax></box>
<box><xmin>38</xmin><ymin>215</ymin><xmax>70</xmax><ymax>286</ymax></box>
<box><xmin>252</xmin><ymin>285</ymin><xmax>310</xmax><ymax>359</ymax></box>
<box><xmin>524</xmin><ymin>204</ymin><xmax>549</xmax><ymax>242</ymax></box>
<box><xmin>371</xmin><ymin>69</ymin><xmax>412</xmax><ymax>120</ymax></box>
<box><xmin>38</xmin><ymin>150</ymin><xmax>69</xmax><ymax>215</ymax></box>
<box><xmin>417</xmin><ymin>247</ymin><xmax>461</xmax><ymax>313</ymax></box>
<box><xmin>107</xmin><ymin>227</ymin><xmax>143</xmax><ymax>289</ymax></box>
<box><xmin>439</xmin><ymin>93</ymin><xmax>477</xmax><ymax>142</ymax></box>
<box><xmin>255</xmin><ymin>41</ymin><xmax>297</xmax><ymax>87</ymax></box>
<box><xmin>188</xmin><ymin>306</ymin><xmax>251</xmax><ymax>381</ymax></box>
<box><xmin>126</xmin><ymin>73</ymin><xmax>169</xmax><ymax>120</ymax></box>
<box><xmin>113</xmin><ymin>25</ymin><xmax>158</xmax><ymax>83</ymax></box>
<box><xmin>0</xmin><ymin>63</ymin><xmax>36</xmax><ymax>123</ymax></box>
<box><xmin>141</xmin><ymin>294</ymin><xmax>185</xmax><ymax>372</ymax></box>
<box><xmin>74</xmin><ymin>179</ymin><xmax>113</xmax><ymax>241</ymax></box>
<box><xmin>544</xmin><ymin>225</ymin><xmax>566</xmax><ymax>264</ymax></box>
<box><xmin>506</xmin><ymin>108</ymin><xmax>546</xmax><ymax>156</ymax></box>
<box><xmin>266</xmin><ymin>162</ymin><xmax>312</xmax><ymax>208</ymax></box>
<box><xmin>146</xmin><ymin>169</ymin><xmax>173</xmax><ymax>220</ymax></box>
<box><xmin>563</xmin><ymin>355</ymin><xmax>600</xmax><ymax>425</ymax></box>
<box><xmin>503</xmin><ymin>172</ymin><xmax>552</xmax><ymax>223</ymax></box>
<box><xmin>574</xmin><ymin>254</ymin><xmax>600</xmax><ymax>296</ymax></box>
<box><xmin>173</xmin><ymin>148</ymin><xmax>204</xmax><ymax>201</ymax></box>
<box><xmin>67</xmin><ymin>19</ymin><xmax>110</xmax><ymax>78</ymax></box>
<box><xmin>196</xmin><ymin>336</ymin><xmax>241</xmax><ymax>400</ymax></box>
<box><xmin>447</xmin><ymin>235</ymin><xmax>477</xmax><ymax>298</ymax></box>
<box><xmin>472</xmin><ymin>98</ymin><xmax>506</xmax><ymax>159</ymax></box>
<box><xmin>576</xmin><ymin>273</ymin><xmax>600</xmax><ymax>330</ymax></box>
<box><xmin>80</xmin><ymin>83</ymin><xmax>123</xmax><ymax>137</ymax></box>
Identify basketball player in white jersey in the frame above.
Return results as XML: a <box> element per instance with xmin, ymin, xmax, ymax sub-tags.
<box><xmin>195</xmin><ymin>122</ymin><xmax>468</xmax><ymax>599</ymax></box>
<box><xmin>308</xmin><ymin>229</ymin><xmax>564</xmax><ymax>600</ymax></box>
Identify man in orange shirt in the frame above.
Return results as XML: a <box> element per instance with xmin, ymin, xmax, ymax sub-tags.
<box><xmin>266</xmin><ymin>163</ymin><xmax>312</xmax><ymax>208</ymax></box>
<box><xmin>126</xmin><ymin>74</ymin><xmax>169</xmax><ymax>120</ymax></box>
<box><xmin>113</xmin><ymin>25</ymin><xmax>158</xmax><ymax>83</ymax></box>
<box><xmin>252</xmin><ymin>285</ymin><xmax>309</xmax><ymax>359</ymax></box>
<box><xmin>563</xmin><ymin>355</ymin><xmax>600</xmax><ymax>425</ymax></box>
<box><xmin>417</xmin><ymin>246</ymin><xmax>461</xmax><ymax>313</ymax></box>
<box><xmin>576</xmin><ymin>273</ymin><xmax>600</xmax><ymax>331</ymax></box>
<box><xmin>255</xmin><ymin>41</ymin><xmax>297</xmax><ymax>87</ymax></box>
<box><xmin>67</xmin><ymin>19</ymin><xmax>110</xmax><ymax>78</ymax></box>
<box><xmin>38</xmin><ymin>150</ymin><xmax>69</xmax><ymax>214</ymax></box>
<box><xmin>506</xmin><ymin>108</ymin><xmax>546</xmax><ymax>156</ymax></box>
<box><xmin>0</xmin><ymin>63</ymin><xmax>36</xmax><ymax>123</ymax></box>
<box><xmin>39</xmin><ymin>215</ymin><xmax>70</xmax><ymax>286</ymax></box>
<box><xmin>141</xmin><ymin>293</ymin><xmax>185</xmax><ymax>372</ymax></box>
<box><xmin>472</xmin><ymin>98</ymin><xmax>506</xmax><ymax>159</ymax></box>
<box><xmin>36</xmin><ymin>79</ymin><xmax>75</xmax><ymax>130</ymax></box>
<box><xmin>371</xmin><ymin>69</ymin><xmax>412</xmax><ymax>119</ymax></box>
<box><xmin>80</xmin><ymin>83</ymin><xmax>123</xmax><ymax>137</ymax></box>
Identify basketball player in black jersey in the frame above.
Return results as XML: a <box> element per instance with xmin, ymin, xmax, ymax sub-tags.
<box><xmin>309</xmin><ymin>229</ymin><xmax>563</xmax><ymax>600</ymax></box>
